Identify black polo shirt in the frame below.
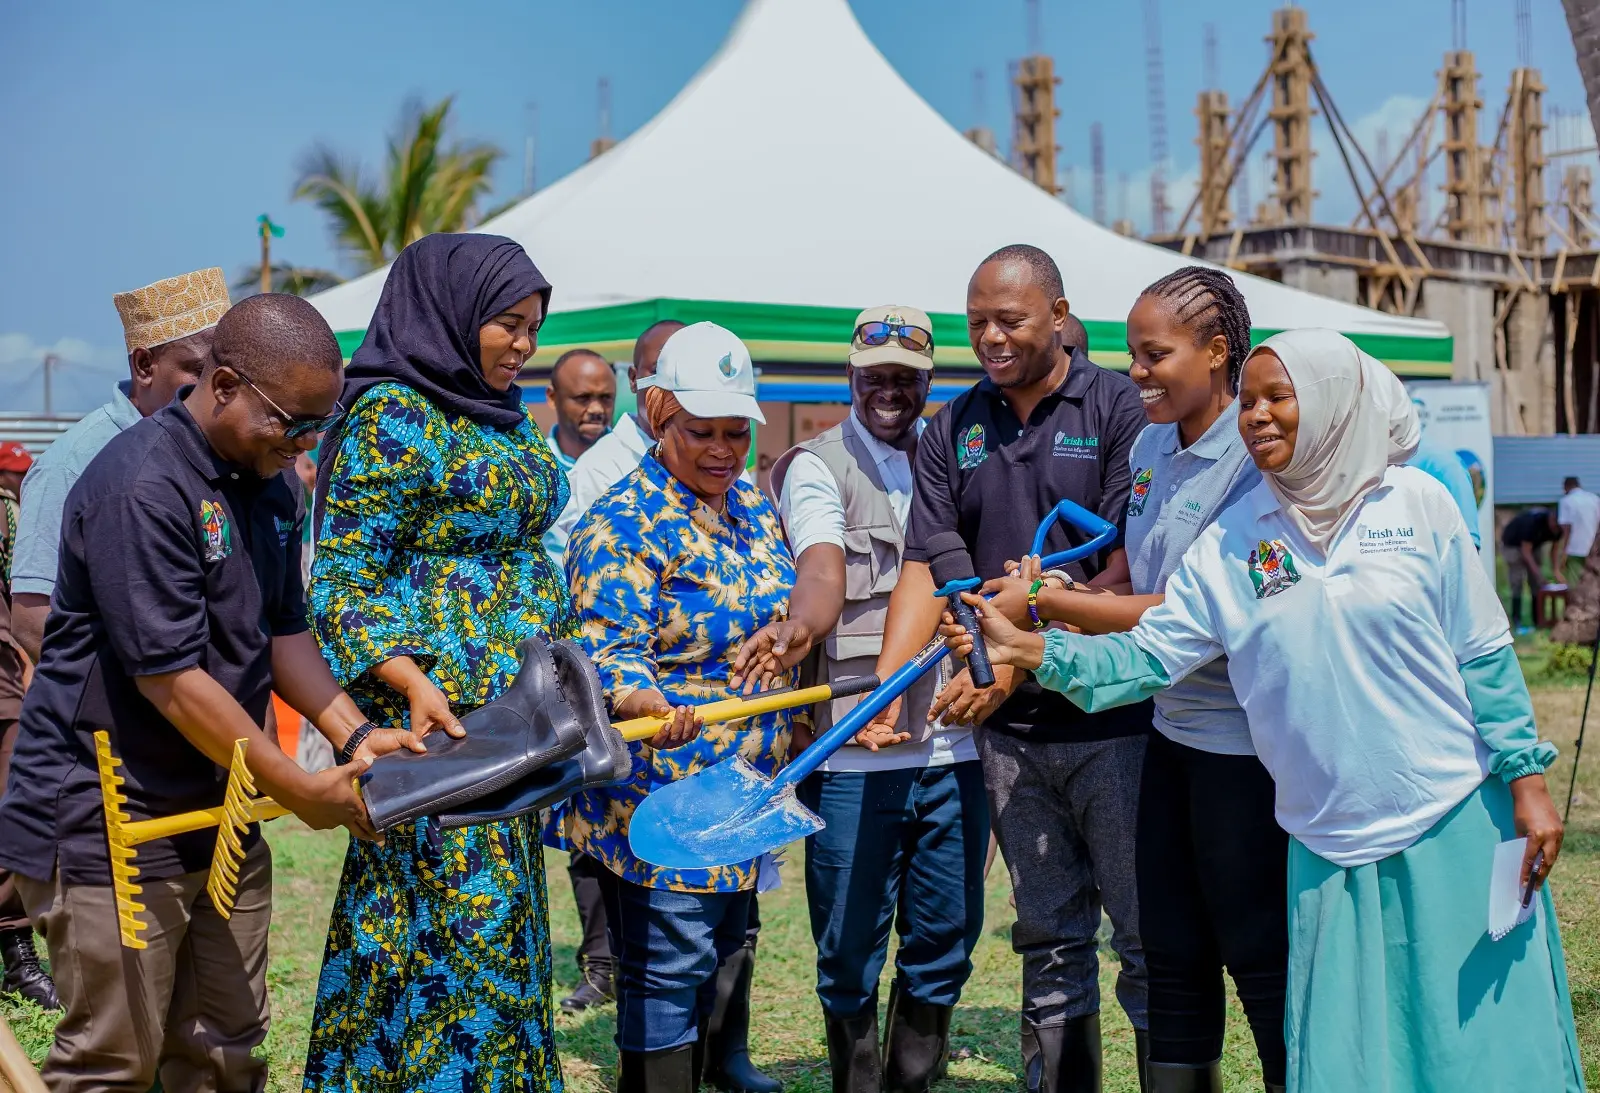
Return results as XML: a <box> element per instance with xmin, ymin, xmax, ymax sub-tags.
<box><xmin>1501</xmin><ymin>508</ymin><xmax>1557</xmax><ymax>549</ymax></box>
<box><xmin>905</xmin><ymin>347</ymin><xmax>1153</xmax><ymax>742</ymax></box>
<box><xmin>0</xmin><ymin>397</ymin><xmax>307</xmax><ymax>885</ymax></box>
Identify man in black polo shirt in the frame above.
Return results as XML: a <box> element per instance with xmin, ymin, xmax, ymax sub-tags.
<box><xmin>872</xmin><ymin>245</ymin><xmax>1150</xmax><ymax>1092</ymax></box>
<box><xmin>0</xmin><ymin>294</ymin><xmax>418</xmax><ymax>1092</ymax></box>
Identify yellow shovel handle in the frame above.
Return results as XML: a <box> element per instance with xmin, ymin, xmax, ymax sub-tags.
<box><xmin>614</xmin><ymin>682</ymin><xmax>841</xmax><ymax>742</ymax></box>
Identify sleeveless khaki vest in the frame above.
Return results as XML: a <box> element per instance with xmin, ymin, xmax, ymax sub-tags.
<box><xmin>772</xmin><ymin>415</ymin><xmax>940</xmax><ymax>742</ymax></box>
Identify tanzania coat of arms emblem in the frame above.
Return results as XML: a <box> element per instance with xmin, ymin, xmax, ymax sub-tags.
<box><xmin>1247</xmin><ymin>538</ymin><xmax>1300</xmax><ymax>599</ymax></box>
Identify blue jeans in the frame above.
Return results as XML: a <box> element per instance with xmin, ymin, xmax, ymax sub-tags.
<box><xmin>797</xmin><ymin>760</ymin><xmax>989</xmax><ymax>1017</ymax></box>
<box><xmin>601</xmin><ymin>875</ymin><xmax>753</xmax><ymax>1052</ymax></box>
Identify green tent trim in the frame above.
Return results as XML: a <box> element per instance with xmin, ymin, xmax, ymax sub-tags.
<box><xmin>335</xmin><ymin>296</ymin><xmax>1455</xmax><ymax>378</ymax></box>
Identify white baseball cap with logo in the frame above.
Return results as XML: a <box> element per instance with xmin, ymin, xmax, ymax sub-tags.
<box><xmin>637</xmin><ymin>321</ymin><xmax>767</xmax><ymax>424</ymax></box>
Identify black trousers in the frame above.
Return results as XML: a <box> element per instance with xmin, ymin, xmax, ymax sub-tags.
<box><xmin>1134</xmin><ymin>730</ymin><xmax>1288</xmax><ymax>1083</ymax></box>
<box><xmin>568</xmin><ymin>851</ymin><xmax>615</xmax><ymax>970</ymax></box>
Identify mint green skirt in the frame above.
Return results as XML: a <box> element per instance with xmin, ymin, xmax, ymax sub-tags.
<box><xmin>1286</xmin><ymin>779</ymin><xmax>1584</xmax><ymax>1093</ymax></box>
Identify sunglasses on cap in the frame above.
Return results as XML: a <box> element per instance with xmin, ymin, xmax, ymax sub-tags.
<box><xmin>233</xmin><ymin>368</ymin><xmax>345</xmax><ymax>440</ymax></box>
<box><xmin>854</xmin><ymin>321</ymin><xmax>933</xmax><ymax>353</ymax></box>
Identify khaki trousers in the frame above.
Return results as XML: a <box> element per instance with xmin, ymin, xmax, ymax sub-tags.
<box><xmin>16</xmin><ymin>840</ymin><xmax>272</xmax><ymax>1093</ymax></box>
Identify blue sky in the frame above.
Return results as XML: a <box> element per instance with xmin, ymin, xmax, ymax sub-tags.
<box><xmin>1</xmin><ymin>0</ymin><xmax>1591</xmax><ymax>410</ymax></box>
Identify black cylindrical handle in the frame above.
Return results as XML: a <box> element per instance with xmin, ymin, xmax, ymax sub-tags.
<box><xmin>948</xmin><ymin>595</ymin><xmax>995</xmax><ymax>687</ymax></box>
<box><xmin>828</xmin><ymin>674</ymin><xmax>881</xmax><ymax>699</ymax></box>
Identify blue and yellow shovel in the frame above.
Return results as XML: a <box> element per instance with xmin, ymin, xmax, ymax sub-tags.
<box><xmin>627</xmin><ymin>499</ymin><xmax>1118</xmax><ymax>870</ymax></box>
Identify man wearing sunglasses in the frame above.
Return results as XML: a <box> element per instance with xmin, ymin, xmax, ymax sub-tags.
<box><xmin>870</xmin><ymin>246</ymin><xmax>1152</xmax><ymax>1092</ymax></box>
<box><xmin>0</xmin><ymin>293</ymin><xmax>413</xmax><ymax>1092</ymax></box>
<box><xmin>737</xmin><ymin>305</ymin><xmax>988</xmax><ymax>1093</ymax></box>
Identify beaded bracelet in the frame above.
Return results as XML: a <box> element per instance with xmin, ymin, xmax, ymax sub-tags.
<box><xmin>1027</xmin><ymin>579</ymin><xmax>1047</xmax><ymax>630</ymax></box>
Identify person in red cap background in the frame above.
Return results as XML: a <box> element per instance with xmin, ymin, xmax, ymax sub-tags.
<box><xmin>0</xmin><ymin>439</ymin><xmax>54</xmax><ymax>1009</ymax></box>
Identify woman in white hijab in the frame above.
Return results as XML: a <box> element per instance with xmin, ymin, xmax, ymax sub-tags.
<box><xmin>944</xmin><ymin>329</ymin><xmax>1582</xmax><ymax>1093</ymax></box>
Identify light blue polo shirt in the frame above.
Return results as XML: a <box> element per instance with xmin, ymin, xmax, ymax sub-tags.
<box><xmin>11</xmin><ymin>381</ymin><xmax>142</xmax><ymax>598</ymax></box>
<box><xmin>1124</xmin><ymin>405</ymin><xmax>1259</xmax><ymax>754</ymax></box>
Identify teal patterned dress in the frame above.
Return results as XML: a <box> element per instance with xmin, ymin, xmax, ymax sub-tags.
<box><xmin>303</xmin><ymin>382</ymin><xmax>570</xmax><ymax>1093</ymax></box>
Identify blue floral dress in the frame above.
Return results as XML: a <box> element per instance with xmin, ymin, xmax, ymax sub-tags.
<box><xmin>303</xmin><ymin>382</ymin><xmax>570</xmax><ymax>1093</ymax></box>
<box><xmin>547</xmin><ymin>452</ymin><xmax>798</xmax><ymax>893</ymax></box>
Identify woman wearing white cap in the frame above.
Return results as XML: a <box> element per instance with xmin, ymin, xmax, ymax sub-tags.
<box><xmin>941</xmin><ymin>329</ymin><xmax>1583</xmax><ymax>1093</ymax></box>
<box><xmin>550</xmin><ymin>322</ymin><xmax>798</xmax><ymax>1092</ymax></box>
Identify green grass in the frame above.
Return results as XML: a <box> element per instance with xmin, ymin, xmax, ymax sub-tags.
<box><xmin>9</xmin><ymin>669</ymin><xmax>1600</xmax><ymax>1090</ymax></box>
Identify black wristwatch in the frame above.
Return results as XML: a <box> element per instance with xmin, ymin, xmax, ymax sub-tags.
<box><xmin>339</xmin><ymin>721</ymin><xmax>376</xmax><ymax>765</ymax></box>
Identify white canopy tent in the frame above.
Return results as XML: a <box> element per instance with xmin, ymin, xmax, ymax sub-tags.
<box><xmin>309</xmin><ymin>0</ymin><xmax>1452</xmax><ymax>390</ymax></box>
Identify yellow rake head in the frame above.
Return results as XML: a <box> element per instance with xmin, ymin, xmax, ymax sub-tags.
<box><xmin>205</xmin><ymin>739</ymin><xmax>260</xmax><ymax>918</ymax></box>
<box><xmin>95</xmin><ymin>731</ymin><xmax>289</xmax><ymax>948</ymax></box>
<box><xmin>94</xmin><ymin>731</ymin><xmax>148</xmax><ymax>949</ymax></box>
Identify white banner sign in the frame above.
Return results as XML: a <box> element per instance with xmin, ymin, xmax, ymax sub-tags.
<box><xmin>1405</xmin><ymin>381</ymin><xmax>1495</xmax><ymax>582</ymax></box>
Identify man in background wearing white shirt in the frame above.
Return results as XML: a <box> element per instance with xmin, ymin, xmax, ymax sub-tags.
<box><xmin>1557</xmin><ymin>476</ymin><xmax>1600</xmax><ymax>588</ymax></box>
<box><xmin>742</xmin><ymin>306</ymin><xmax>987</xmax><ymax>1093</ymax></box>
<box><xmin>545</xmin><ymin>320</ymin><xmax>686</xmax><ymax>571</ymax></box>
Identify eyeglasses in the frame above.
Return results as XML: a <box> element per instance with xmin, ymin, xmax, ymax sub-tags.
<box><xmin>232</xmin><ymin>369</ymin><xmax>344</xmax><ymax>440</ymax></box>
<box><xmin>854</xmin><ymin>321</ymin><xmax>933</xmax><ymax>353</ymax></box>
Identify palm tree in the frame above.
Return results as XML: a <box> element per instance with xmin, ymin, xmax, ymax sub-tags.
<box><xmin>294</xmin><ymin>96</ymin><xmax>504</xmax><ymax>273</ymax></box>
<box><xmin>230</xmin><ymin>264</ymin><xmax>345</xmax><ymax>298</ymax></box>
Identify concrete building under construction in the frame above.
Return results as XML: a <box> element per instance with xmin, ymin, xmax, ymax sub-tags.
<box><xmin>1134</xmin><ymin>5</ymin><xmax>1599</xmax><ymax>437</ymax></box>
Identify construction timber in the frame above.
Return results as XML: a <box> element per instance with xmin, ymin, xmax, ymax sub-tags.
<box><xmin>1149</xmin><ymin>6</ymin><xmax>1600</xmax><ymax>437</ymax></box>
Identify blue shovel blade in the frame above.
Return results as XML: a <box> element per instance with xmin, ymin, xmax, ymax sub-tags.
<box><xmin>628</xmin><ymin>755</ymin><xmax>823</xmax><ymax>869</ymax></box>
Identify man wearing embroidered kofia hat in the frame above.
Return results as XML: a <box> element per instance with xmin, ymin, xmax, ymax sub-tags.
<box><xmin>11</xmin><ymin>267</ymin><xmax>230</xmax><ymax>665</ymax></box>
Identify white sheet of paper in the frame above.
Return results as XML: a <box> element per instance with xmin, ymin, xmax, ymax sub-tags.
<box><xmin>1488</xmin><ymin>837</ymin><xmax>1538</xmax><ymax>941</ymax></box>
<box><xmin>756</xmin><ymin>851</ymin><xmax>784</xmax><ymax>893</ymax></box>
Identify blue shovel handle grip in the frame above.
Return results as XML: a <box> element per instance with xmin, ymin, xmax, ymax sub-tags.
<box><xmin>770</xmin><ymin>499</ymin><xmax>1118</xmax><ymax>791</ymax></box>
<box><xmin>1032</xmin><ymin>498</ymin><xmax>1118</xmax><ymax>562</ymax></box>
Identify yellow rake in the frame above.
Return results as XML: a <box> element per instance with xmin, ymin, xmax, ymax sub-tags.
<box><xmin>95</xmin><ymin>732</ymin><xmax>288</xmax><ymax>949</ymax></box>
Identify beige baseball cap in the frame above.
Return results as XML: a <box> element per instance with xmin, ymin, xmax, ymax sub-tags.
<box><xmin>849</xmin><ymin>305</ymin><xmax>935</xmax><ymax>370</ymax></box>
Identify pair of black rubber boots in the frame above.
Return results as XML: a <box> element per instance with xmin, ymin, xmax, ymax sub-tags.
<box><xmin>615</xmin><ymin>940</ymin><xmax>782</xmax><ymax>1093</ymax></box>
<box><xmin>821</xmin><ymin>981</ymin><xmax>952</xmax><ymax>1093</ymax></box>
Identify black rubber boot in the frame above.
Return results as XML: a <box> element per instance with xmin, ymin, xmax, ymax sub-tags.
<box><xmin>1144</xmin><ymin>1059</ymin><xmax>1223</xmax><ymax>1093</ymax></box>
<box><xmin>559</xmin><ymin>954</ymin><xmax>615</xmax><ymax>1013</ymax></box>
<box><xmin>703</xmin><ymin>943</ymin><xmax>782</xmax><ymax>1092</ymax></box>
<box><xmin>362</xmin><ymin>636</ymin><xmax>594</xmax><ymax>828</ymax></box>
<box><xmin>881</xmin><ymin>980</ymin><xmax>951</xmax><ymax>1093</ymax></box>
<box><xmin>0</xmin><ymin>927</ymin><xmax>59</xmax><ymax>1011</ymax></box>
<box><xmin>823</xmin><ymin>999</ymin><xmax>882</xmax><ymax>1093</ymax></box>
<box><xmin>1020</xmin><ymin>1014</ymin><xmax>1102</xmax><ymax>1093</ymax></box>
<box><xmin>1264</xmin><ymin>1083</ymin><xmax>1286</xmax><ymax>1093</ymax></box>
<box><xmin>618</xmin><ymin>1044</ymin><xmax>697</xmax><ymax>1093</ymax></box>
<box><xmin>1134</xmin><ymin>1029</ymin><xmax>1149</xmax><ymax>1092</ymax></box>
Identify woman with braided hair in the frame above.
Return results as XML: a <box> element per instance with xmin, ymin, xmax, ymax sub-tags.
<box><xmin>981</xmin><ymin>266</ymin><xmax>1286</xmax><ymax>1092</ymax></box>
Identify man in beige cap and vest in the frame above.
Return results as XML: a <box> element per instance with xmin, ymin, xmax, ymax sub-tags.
<box><xmin>11</xmin><ymin>267</ymin><xmax>231</xmax><ymax>663</ymax></box>
<box><xmin>737</xmin><ymin>306</ymin><xmax>988</xmax><ymax>1093</ymax></box>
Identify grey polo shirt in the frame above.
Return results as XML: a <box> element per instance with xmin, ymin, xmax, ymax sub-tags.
<box><xmin>12</xmin><ymin>382</ymin><xmax>143</xmax><ymax>598</ymax></box>
<box><xmin>1124</xmin><ymin>406</ymin><xmax>1259</xmax><ymax>754</ymax></box>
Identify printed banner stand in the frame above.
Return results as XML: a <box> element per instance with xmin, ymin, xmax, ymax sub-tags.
<box><xmin>1405</xmin><ymin>381</ymin><xmax>1495</xmax><ymax>584</ymax></box>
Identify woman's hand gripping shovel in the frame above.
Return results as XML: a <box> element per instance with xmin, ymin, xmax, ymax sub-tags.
<box><xmin>626</xmin><ymin>499</ymin><xmax>1118</xmax><ymax>870</ymax></box>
